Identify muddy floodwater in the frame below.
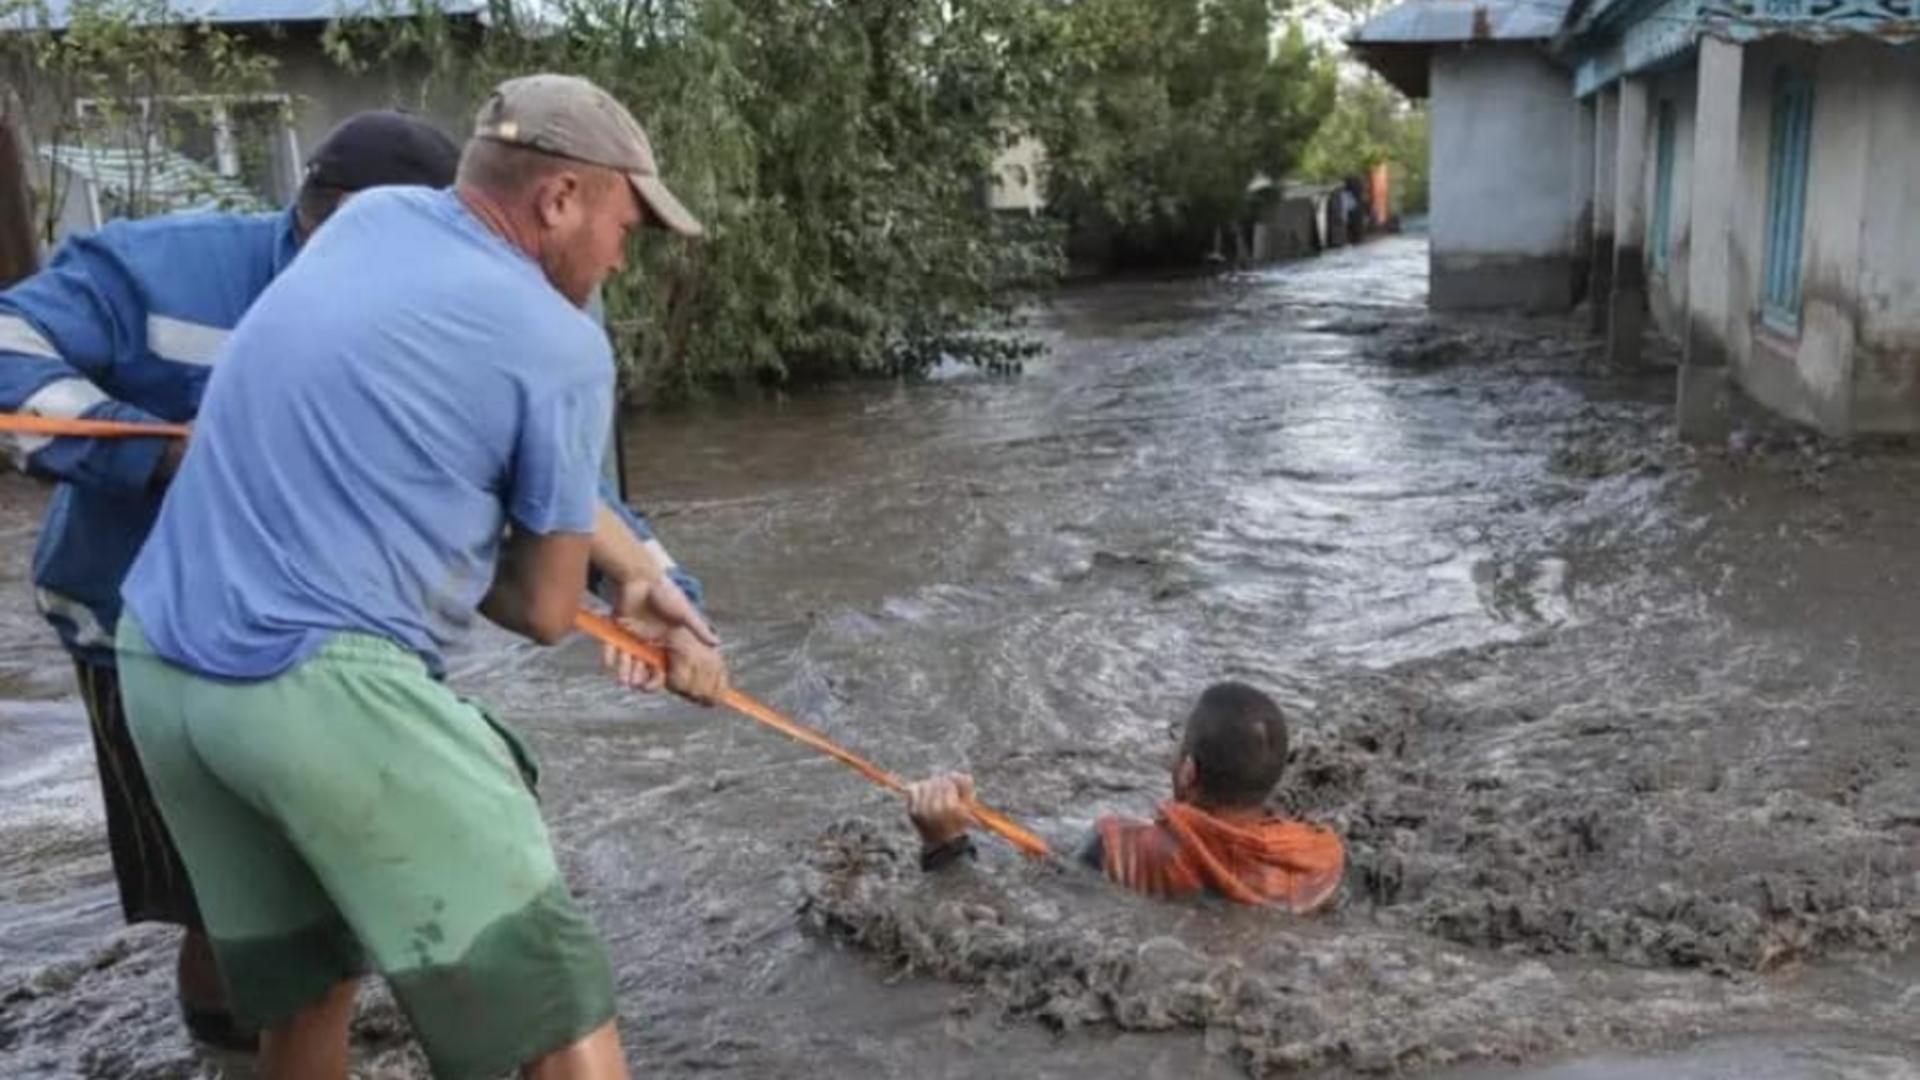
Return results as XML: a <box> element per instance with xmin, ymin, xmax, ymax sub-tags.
<box><xmin>2</xmin><ymin>236</ymin><xmax>1916</xmax><ymax>1078</ymax></box>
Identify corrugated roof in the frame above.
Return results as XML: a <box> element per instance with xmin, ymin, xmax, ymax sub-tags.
<box><xmin>39</xmin><ymin>143</ymin><xmax>268</xmax><ymax>213</ymax></box>
<box><xmin>7</xmin><ymin>0</ymin><xmax>483</xmax><ymax>30</ymax></box>
<box><xmin>1348</xmin><ymin>0</ymin><xmax>1573</xmax><ymax>97</ymax></box>
<box><xmin>1351</xmin><ymin>0</ymin><xmax>1573</xmax><ymax>45</ymax></box>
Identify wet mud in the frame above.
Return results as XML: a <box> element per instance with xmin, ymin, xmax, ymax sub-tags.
<box><xmin>3</xmin><ymin>236</ymin><xmax>1917</xmax><ymax>1077</ymax></box>
<box><xmin>799</xmin><ymin>819</ymin><xmax>1913</xmax><ymax>1077</ymax></box>
<box><xmin>800</xmin><ymin>626</ymin><xmax>1918</xmax><ymax>1073</ymax></box>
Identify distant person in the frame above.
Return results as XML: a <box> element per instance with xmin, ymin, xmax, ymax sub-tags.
<box><xmin>1343</xmin><ymin>175</ymin><xmax>1368</xmax><ymax>247</ymax></box>
<box><xmin>116</xmin><ymin>75</ymin><xmax>724</xmax><ymax>1078</ymax></box>
<box><xmin>0</xmin><ymin>109</ymin><xmax>463</xmax><ymax>1051</ymax></box>
<box><xmin>1327</xmin><ymin>186</ymin><xmax>1353</xmax><ymax>249</ymax></box>
<box><xmin>904</xmin><ymin>682</ymin><xmax>1346</xmax><ymax>911</ymax></box>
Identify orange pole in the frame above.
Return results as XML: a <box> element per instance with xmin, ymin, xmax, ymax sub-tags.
<box><xmin>0</xmin><ymin>413</ymin><xmax>190</xmax><ymax>439</ymax></box>
<box><xmin>575</xmin><ymin>610</ymin><xmax>1049</xmax><ymax>858</ymax></box>
<box><xmin>0</xmin><ymin>412</ymin><xmax>1051</xmax><ymax>859</ymax></box>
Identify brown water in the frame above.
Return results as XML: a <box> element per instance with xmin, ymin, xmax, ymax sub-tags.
<box><xmin>2</xmin><ymin>237</ymin><xmax>1915</xmax><ymax>1077</ymax></box>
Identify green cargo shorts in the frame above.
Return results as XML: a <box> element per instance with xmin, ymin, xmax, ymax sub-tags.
<box><xmin>117</xmin><ymin>616</ymin><xmax>615</xmax><ymax>1079</ymax></box>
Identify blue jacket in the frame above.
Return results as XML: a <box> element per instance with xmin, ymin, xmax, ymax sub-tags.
<box><xmin>1</xmin><ymin>207</ymin><xmax>699</xmax><ymax>666</ymax></box>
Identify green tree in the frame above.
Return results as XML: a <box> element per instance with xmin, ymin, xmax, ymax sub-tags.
<box><xmin>327</xmin><ymin>0</ymin><xmax>1059</xmax><ymax>399</ymax></box>
<box><xmin>1034</xmin><ymin>0</ymin><xmax>1335</xmax><ymax>264</ymax></box>
<box><xmin>1299</xmin><ymin>71</ymin><xmax>1429</xmax><ymax>213</ymax></box>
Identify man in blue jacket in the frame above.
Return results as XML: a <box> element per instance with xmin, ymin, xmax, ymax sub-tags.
<box><xmin>0</xmin><ymin>109</ymin><xmax>718</xmax><ymax>1049</ymax></box>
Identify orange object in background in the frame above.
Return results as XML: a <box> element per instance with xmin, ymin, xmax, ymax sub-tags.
<box><xmin>1371</xmin><ymin>163</ymin><xmax>1392</xmax><ymax>227</ymax></box>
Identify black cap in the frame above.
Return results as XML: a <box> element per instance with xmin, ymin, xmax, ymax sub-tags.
<box><xmin>302</xmin><ymin>111</ymin><xmax>460</xmax><ymax>193</ymax></box>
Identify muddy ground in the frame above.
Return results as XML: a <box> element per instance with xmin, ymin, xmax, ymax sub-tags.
<box><xmin>1</xmin><ymin>236</ymin><xmax>1915</xmax><ymax>1077</ymax></box>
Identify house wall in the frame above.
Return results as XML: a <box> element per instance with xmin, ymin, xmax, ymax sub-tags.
<box><xmin>1251</xmin><ymin>194</ymin><xmax>1323</xmax><ymax>261</ymax></box>
<box><xmin>49</xmin><ymin>169</ymin><xmax>94</xmax><ymax>238</ymax></box>
<box><xmin>1723</xmin><ymin>38</ymin><xmax>1822</xmax><ymax>428</ymax></box>
<box><xmin>1568</xmin><ymin>96</ymin><xmax>1595</xmax><ymax>304</ymax></box>
<box><xmin>1716</xmin><ymin>38</ymin><xmax>1920</xmax><ymax>434</ymax></box>
<box><xmin>1589</xmin><ymin>85</ymin><xmax>1617</xmax><ymax>332</ymax></box>
<box><xmin>1793</xmin><ymin>39</ymin><xmax>1872</xmax><ymax>431</ymax></box>
<box><xmin>1643</xmin><ymin>69</ymin><xmax>1696</xmax><ymax>341</ymax></box>
<box><xmin>1428</xmin><ymin>43</ymin><xmax>1576</xmax><ymax>311</ymax></box>
<box><xmin>1841</xmin><ymin>41</ymin><xmax>1920</xmax><ymax>432</ymax></box>
<box><xmin>269</xmin><ymin>33</ymin><xmax>468</xmax><ymax>167</ymax></box>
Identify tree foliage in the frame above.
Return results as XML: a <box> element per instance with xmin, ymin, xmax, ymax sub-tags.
<box><xmin>1030</xmin><ymin>0</ymin><xmax>1335</xmax><ymax>264</ymax></box>
<box><xmin>4</xmin><ymin>0</ymin><xmax>1349</xmax><ymax>398</ymax></box>
<box><xmin>327</xmin><ymin>0</ymin><xmax>1060</xmax><ymax>399</ymax></box>
<box><xmin>1299</xmin><ymin>69</ymin><xmax>1428</xmax><ymax>213</ymax></box>
<box><xmin>0</xmin><ymin>0</ymin><xmax>277</xmax><ymax>245</ymax></box>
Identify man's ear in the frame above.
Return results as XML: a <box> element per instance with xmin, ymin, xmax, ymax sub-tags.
<box><xmin>535</xmin><ymin>171</ymin><xmax>582</xmax><ymax>229</ymax></box>
<box><xmin>1175</xmin><ymin>756</ymin><xmax>1199</xmax><ymax>798</ymax></box>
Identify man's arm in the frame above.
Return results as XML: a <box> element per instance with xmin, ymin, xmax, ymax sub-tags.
<box><xmin>905</xmin><ymin>773</ymin><xmax>1100</xmax><ymax>875</ymax></box>
<box><xmin>480</xmin><ymin>525</ymin><xmax>592</xmax><ymax>644</ymax></box>
<box><xmin>0</xmin><ymin>231</ymin><xmax>178</xmax><ymax>491</ymax></box>
<box><xmin>904</xmin><ymin>774</ymin><xmax>982</xmax><ymax>871</ymax></box>
<box><xmin>595</xmin><ymin>477</ymin><xmax>705</xmax><ymax>609</ymax></box>
<box><xmin>498</xmin><ymin>364</ymin><xmax>618</xmax><ymax>648</ymax></box>
<box><xmin>1072</xmin><ymin>829</ymin><xmax>1107</xmax><ymax>872</ymax></box>
<box><xmin>590</xmin><ymin>501</ymin><xmax>729</xmax><ymax>704</ymax></box>
<box><xmin>588</xmin><ymin>498</ymin><xmax>664</xmax><ymax>592</ymax></box>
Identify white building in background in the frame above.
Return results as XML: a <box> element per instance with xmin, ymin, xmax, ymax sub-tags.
<box><xmin>988</xmin><ymin>133</ymin><xmax>1046</xmax><ymax>214</ymax></box>
<box><xmin>1350</xmin><ymin>0</ymin><xmax>1920</xmax><ymax>440</ymax></box>
<box><xmin>1350</xmin><ymin>0</ymin><xmax>1579</xmax><ymax>313</ymax></box>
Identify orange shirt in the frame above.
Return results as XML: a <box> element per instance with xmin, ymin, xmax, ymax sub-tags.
<box><xmin>1093</xmin><ymin>801</ymin><xmax>1345</xmax><ymax>913</ymax></box>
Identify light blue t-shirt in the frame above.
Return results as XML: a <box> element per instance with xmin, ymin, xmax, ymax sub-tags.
<box><xmin>123</xmin><ymin>187</ymin><xmax>613</xmax><ymax>679</ymax></box>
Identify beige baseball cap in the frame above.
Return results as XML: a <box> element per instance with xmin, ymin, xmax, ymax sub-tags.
<box><xmin>474</xmin><ymin>73</ymin><xmax>703</xmax><ymax>239</ymax></box>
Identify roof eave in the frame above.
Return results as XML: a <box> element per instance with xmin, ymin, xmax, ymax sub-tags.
<box><xmin>1347</xmin><ymin>41</ymin><xmax>1434</xmax><ymax>98</ymax></box>
<box><xmin>0</xmin><ymin>0</ymin><xmax>485</xmax><ymax>34</ymax></box>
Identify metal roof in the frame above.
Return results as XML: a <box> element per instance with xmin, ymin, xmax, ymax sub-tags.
<box><xmin>7</xmin><ymin>0</ymin><xmax>483</xmax><ymax>30</ymax></box>
<box><xmin>40</xmin><ymin>143</ymin><xmax>268</xmax><ymax>214</ymax></box>
<box><xmin>1563</xmin><ymin>0</ymin><xmax>1920</xmax><ymax>96</ymax></box>
<box><xmin>1351</xmin><ymin>0</ymin><xmax>1573</xmax><ymax>45</ymax></box>
<box><xmin>1348</xmin><ymin>0</ymin><xmax>1573</xmax><ymax>97</ymax></box>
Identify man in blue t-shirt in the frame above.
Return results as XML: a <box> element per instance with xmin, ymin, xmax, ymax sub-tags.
<box><xmin>0</xmin><ymin>109</ymin><xmax>463</xmax><ymax>1051</ymax></box>
<box><xmin>117</xmin><ymin>76</ymin><xmax>720</xmax><ymax>1079</ymax></box>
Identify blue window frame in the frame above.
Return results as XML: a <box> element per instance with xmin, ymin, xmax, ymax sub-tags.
<box><xmin>1651</xmin><ymin>100</ymin><xmax>1677</xmax><ymax>273</ymax></box>
<box><xmin>1762</xmin><ymin>69</ymin><xmax>1814</xmax><ymax>331</ymax></box>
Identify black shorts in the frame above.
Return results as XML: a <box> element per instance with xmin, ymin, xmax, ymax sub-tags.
<box><xmin>76</xmin><ymin>660</ymin><xmax>204</xmax><ymax>929</ymax></box>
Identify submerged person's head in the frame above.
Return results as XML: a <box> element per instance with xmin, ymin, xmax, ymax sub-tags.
<box><xmin>1172</xmin><ymin>682</ymin><xmax>1290</xmax><ymax>811</ymax></box>
<box><xmin>294</xmin><ymin>110</ymin><xmax>461</xmax><ymax>236</ymax></box>
<box><xmin>457</xmin><ymin>74</ymin><xmax>703</xmax><ymax>306</ymax></box>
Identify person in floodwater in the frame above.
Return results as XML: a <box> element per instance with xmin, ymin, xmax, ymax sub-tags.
<box><xmin>0</xmin><ymin>110</ymin><xmax>465</xmax><ymax>1051</ymax></box>
<box><xmin>115</xmin><ymin>75</ymin><xmax>724</xmax><ymax>1079</ymax></box>
<box><xmin>905</xmin><ymin>682</ymin><xmax>1346</xmax><ymax>912</ymax></box>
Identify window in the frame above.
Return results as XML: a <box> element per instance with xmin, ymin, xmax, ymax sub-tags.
<box><xmin>73</xmin><ymin>94</ymin><xmax>300</xmax><ymax>211</ymax></box>
<box><xmin>1650</xmin><ymin>100</ymin><xmax>1677</xmax><ymax>273</ymax></box>
<box><xmin>219</xmin><ymin>99</ymin><xmax>303</xmax><ymax>204</ymax></box>
<box><xmin>1762</xmin><ymin>69</ymin><xmax>1813</xmax><ymax>331</ymax></box>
